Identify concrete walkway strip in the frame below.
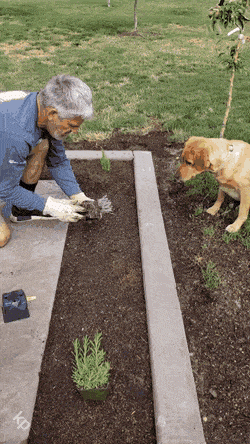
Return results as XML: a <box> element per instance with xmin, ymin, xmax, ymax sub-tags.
<box><xmin>0</xmin><ymin>182</ymin><xmax>70</xmax><ymax>444</ymax></box>
<box><xmin>0</xmin><ymin>150</ymin><xmax>206</xmax><ymax>444</ymax></box>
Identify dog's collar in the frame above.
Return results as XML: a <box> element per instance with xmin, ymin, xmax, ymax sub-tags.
<box><xmin>209</xmin><ymin>143</ymin><xmax>240</xmax><ymax>174</ymax></box>
<box><xmin>228</xmin><ymin>144</ymin><xmax>240</xmax><ymax>160</ymax></box>
<box><xmin>228</xmin><ymin>144</ymin><xmax>240</xmax><ymax>156</ymax></box>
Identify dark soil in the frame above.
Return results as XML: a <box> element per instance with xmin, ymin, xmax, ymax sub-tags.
<box><xmin>28</xmin><ymin>129</ymin><xmax>250</xmax><ymax>444</ymax></box>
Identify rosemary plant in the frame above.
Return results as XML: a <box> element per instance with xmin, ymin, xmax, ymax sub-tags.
<box><xmin>72</xmin><ymin>332</ymin><xmax>111</xmax><ymax>390</ymax></box>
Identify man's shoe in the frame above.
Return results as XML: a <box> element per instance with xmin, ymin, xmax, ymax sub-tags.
<box><xmin>10</xmin><ymin>205</ymin><xmax>57</xmax><ymax>223</ymax></box>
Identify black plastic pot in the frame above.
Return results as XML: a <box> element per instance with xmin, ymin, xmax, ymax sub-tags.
<box><xmin>76</xmin><ymin>384</ymin><xmax>109</xmax><ymax>401</ymax></box>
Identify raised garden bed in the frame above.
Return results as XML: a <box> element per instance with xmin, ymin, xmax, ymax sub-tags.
<box><xmin>28</xmin><ymin>158</ymin><xmax>157</xmax><ymax>444</ymax></box>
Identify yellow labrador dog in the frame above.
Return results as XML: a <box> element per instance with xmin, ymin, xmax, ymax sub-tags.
<box><xmin>177</xmin><ymin>136</ymin><xmax>250</xmax><ymax>233</ymax></box>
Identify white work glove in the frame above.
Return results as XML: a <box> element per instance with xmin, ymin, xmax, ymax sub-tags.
<box><xmin>70</xmin><ymin>192</ymin><xmax>94</xmax><ymax>205</ymax></box>
<box><xmin>43</xmin><ymin>196</ymin><xmax>85</xmax><ymax>222</ymax></box>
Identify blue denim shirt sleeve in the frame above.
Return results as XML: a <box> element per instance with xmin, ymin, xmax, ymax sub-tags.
<box><xmin>46</xmin><ymin>138</ymin><xmax>82</xmax><ymax>197</ymax></box>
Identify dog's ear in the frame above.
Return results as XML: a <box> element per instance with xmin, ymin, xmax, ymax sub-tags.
<box><xmin>184</xmin><ymin>138</ymin><xmax>211</xmax><ymax>170</ymax></box>
<box><xmin>182</xmin><ymin>138</ymin><xmax>197</xmax><ymax>164</ymax></box>
<box><xmin>193</xmin><ymin>147</ymin><xmax>210</xmax><ymax>169</ymax></box>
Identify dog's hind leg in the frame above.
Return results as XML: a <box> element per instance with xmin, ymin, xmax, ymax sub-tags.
<box><xmin>226</xmin><ymin>188</ymin><xmax>250</xmax><ymax>232</ymax></box>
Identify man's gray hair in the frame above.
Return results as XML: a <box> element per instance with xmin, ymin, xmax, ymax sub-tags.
<box><xmin>37</xmin><ymin>74</ymin><xmax>94</xmax><ymax>120</ymax></box>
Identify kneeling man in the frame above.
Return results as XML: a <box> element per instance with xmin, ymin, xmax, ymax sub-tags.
<box><xmin>0</xmin><ymin>74</ymin><xmax>94</xmax><ymax>247</ymax></box>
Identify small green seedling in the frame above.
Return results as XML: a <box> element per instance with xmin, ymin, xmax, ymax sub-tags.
<box><xmin>100</xmin><ymin>149</ymin><xmax>111</xmax><ymax>172</ymax></box>
<box><xmin>203</xmin><ymin>226</ymin><xmax>215</xmax><ymax>237</ymax></box>
<box><xmin>72</xmin><ymin>332</ymin><xmax>111</xmax><ymax>390</ymax></box>
<box><xmin>194</xmin><ymin>206</ymin><xmax>203</xmax><ymax>216</ymax></box>
<box><xmin>202</xmin><ymin>260</ymin><xmax>221</xmax><ymax>289</ymax></box>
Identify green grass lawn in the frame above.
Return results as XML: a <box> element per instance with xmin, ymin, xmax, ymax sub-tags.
<box><xmin>0</xmin><ymin>0</ymin><xmax>249</xmax><ymax>142</ymax></box>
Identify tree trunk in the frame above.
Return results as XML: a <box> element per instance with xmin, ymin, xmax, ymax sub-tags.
<box><xmin>108</xmin><ymin>0</ymin><xmax>110</xmax><ymax>7</ymax></box>
<box><xmin>220</xmin><ymin>40</ymin><xmax>242</xmax><ymax>138</ymax></box>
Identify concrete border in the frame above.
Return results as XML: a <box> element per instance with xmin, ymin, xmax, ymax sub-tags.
<box><xmin>0</xmin><ymin>150</ymin><xmax>206</xmax><ymax>444</ymax></box>
<box><xmin>66</xmin><ymin>150</ymin><xmax>133</xmax><ymax>161</ymax></box>
<box><xmin>133</xmin><ymin>152</ymin><xmax>206</xmax><ymax>443</ymax></box>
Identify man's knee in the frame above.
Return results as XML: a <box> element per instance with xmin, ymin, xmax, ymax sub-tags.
<box><xmin>0</xmin><ymin>216</ymin><xmax>11</xmax><ymax>247</ymax></box>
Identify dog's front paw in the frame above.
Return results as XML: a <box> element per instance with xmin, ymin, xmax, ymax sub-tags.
<box><xmin>225</xmin><ymin>223</ymin><xmax>240</xmax><ymax>233</ymax></box>
<box><xmin>206</xmin><ymin>206</ymin><xmax>219</xmax><ymax>216</ymax></box>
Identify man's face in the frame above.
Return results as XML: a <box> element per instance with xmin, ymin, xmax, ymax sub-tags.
<box><xmin>46</xmin><ymin>111</ymin><xmax>84</xmax><ymax>140</ymax></box>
